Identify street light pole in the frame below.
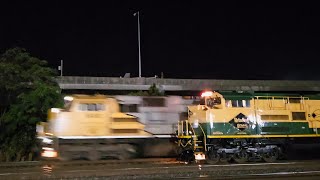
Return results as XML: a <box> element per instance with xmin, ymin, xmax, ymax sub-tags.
<box><xmin>58</xmin><ymin>60</ymin><xmax>63</xmax><ymax>76</ymax></box>
<box><xmin>134</xmin><ymin>11</ymin><xmax>142</xmax><ymax>78</ymax></box>
<box><xmin>61</xmin><ymin>60</ymin><xmax>63</xmax><ymax>76</ymax></box>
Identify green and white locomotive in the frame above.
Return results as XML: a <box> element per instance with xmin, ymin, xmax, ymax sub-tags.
<box><xmin>176</xmin><ymin>90</ymin><xmax>320</xmax><ymax>163</ymax></box>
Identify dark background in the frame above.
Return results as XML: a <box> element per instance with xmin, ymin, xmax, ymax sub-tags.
<box><xmin>1</xmin><ymin>1</ymin><xmax>319</xmax><ymax>80</ymax></box>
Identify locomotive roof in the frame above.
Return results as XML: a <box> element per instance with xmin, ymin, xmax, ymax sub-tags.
<box><xmin>71</xmin><ymin>94</ymin><xmax>108</xmax><ymax>99</ymax></box>
<box><xmin>218</xmin><ymin>91</ymin><xmax>320</xmax><ymax>100</ymax></box>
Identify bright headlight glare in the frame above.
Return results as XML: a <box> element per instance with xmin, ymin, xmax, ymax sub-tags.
<box><xmin>42</xmin><ymin>147</ymin><xmax>54</xmax><ymax>151</ymax></box>
<box><xmin>194</xmin><ymin>153</ymin><xmax>206</xmax><ymax>160</ymax></box>
<box><xmin>51</xmin><ymin>108</ymin><xmax>60</xmax><ymax>113</ymax></box>
<box><xmin>41</xmin><ymin>137</ymin><xmax>53</xmax><ymax>144</ymax></box>
<box><xmin>64</xmin><ymin>96</ymin><xmax>74</xmax><ymax>101</ymax></box>
<box><xmin>41</xmin><ymin>149</ymin><xmax>57</xmax><ymax>158</ymax></box>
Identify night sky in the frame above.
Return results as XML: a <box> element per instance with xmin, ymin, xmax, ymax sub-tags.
<box><xmin>1</xmin><ymin>1</ymin><xmax>320</xmax><ymax>80</ymax></box>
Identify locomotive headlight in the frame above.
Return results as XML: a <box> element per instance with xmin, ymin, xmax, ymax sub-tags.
<box><xmin>39</xmin><ymin>137</ymin><xmax>53</xmax><ymax>144</ymax></box>
<box><xmin>41</xmin><ymin>147</ymin><xmax>58</xmax><ymax>158</ymax></box>
<box><xmin>201</xmin><ymin>91</ymin><xmax>213</xmax><ymax>97</ymax></box>
<box><xmin>51</xmin><ymin>108</ymin><xmax>60</xmax><ymax>113</ymax></box>
<box><xmin>64</xmin><ymin>96</ymin><xmax>74</xmax><ymax>101</ymax></box>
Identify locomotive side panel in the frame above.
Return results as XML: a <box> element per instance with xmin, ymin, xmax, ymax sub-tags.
<box><xmin>39</xmin><ymin>95</ymin><xmax>154</xmax><ymax>160</ymax></box>
<box><xmin>38</xmin><ymin>94</ymin><xmax>195</xmax><ymax>160</ymax></box>
<box><xmin>176</xmin><ymin>91</ymin><xmax>320</xmax><ymax>164</ymax></box>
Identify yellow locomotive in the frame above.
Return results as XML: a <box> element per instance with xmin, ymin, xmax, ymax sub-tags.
<box><xmin>176</xmin><ymin>90</ymin><xmax>320</xmax><ymax>163</ymax></box>
<box><xmin>37</xmin><ymin>94</ymin><xmax>192</xmax><ymax>161</ymax></box>
<box><xmin>38</xmin><ymin>94</ymin><xmax>151</xmax><ymax>160</ymax></box>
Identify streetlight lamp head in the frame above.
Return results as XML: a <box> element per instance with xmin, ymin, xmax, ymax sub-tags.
<box><xmin>133</xmin><ymin>11</ymin><xmax>139</xmax><ymax>16</ymax></box>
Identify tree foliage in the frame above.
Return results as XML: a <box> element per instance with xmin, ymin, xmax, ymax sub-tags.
<box><xmin>0</xmin><ymin>47</ymin><xmax>63</xmax><ymax>161</ymax></box>
<box><xmin>128</xmin><ymin>83</ymin><xmax>164</xmax><ymax>96</ymax></box>
<box><xmin>148</xmin><ymin>83</ymin><xmax>164</xmax><ymax>96</ymax></box>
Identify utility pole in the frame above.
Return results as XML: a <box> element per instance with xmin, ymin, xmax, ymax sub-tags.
<box><xmin>133</xmin><ymin>11</ymin><xmax>142</xmax><ymax>78</ymax></box>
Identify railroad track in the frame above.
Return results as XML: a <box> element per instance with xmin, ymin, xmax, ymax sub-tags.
<box><xmin>0</xmin><ymin>158</ymin><xmax>316</xmax><ymax>169</ymax></box>
<box><xmin>2</xmin><ymin>159</ymin><xmax>320</xmax><ymax>179</ymax></box>
<box><xmin>0</xmin><ymin>158</ymin><xmax>177</xmax><ymax>169</ymax></box>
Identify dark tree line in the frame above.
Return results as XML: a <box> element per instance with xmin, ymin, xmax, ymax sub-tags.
<box><xmin>0</xmin><ymin>47</ymin><xmax>63</xmax><ymax>161</ymax></box>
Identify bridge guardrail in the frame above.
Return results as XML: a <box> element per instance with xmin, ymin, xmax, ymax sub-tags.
<box><xmin>56</xmin><ymin>76</ymin><xmax>320</xmax><ymax>91</ymax></box>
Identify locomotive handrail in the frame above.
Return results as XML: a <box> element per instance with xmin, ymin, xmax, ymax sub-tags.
<box><xmin>188</xmin><ymin>121</ymin><xmax>196</xmax><ymax>137</ymax></box>
<box><xmin>187</xmin><ymin>121</ymin><xmax>199</xmax><ymax>151</ymax></box>
<box><xmin>255</xmin><ymin>95</ymin><xmax>309</xmax><ymax>111</ymax></box>
<box><xmin>198</xmin><ymin>124</ymin><xmax>207</xmax><ymax>152</ymax></box>
<box><xmin>255</xmin><ymin>95</ymin><xmax>309</xmax><ymax>99</ymax></box>
<box><xmin>178</xmin><ymin>120</ymin><xmax>191</xmax><ymax>136</ymax></box>
<box><xmin>186</xmin><ymin>120</ymin><xmax>189</xmax><ymax>136</ymax></box>
<box><xmin>178</xmin><ymin>120</ymin><xmax>184</xmax><ymax>136</ymax></box>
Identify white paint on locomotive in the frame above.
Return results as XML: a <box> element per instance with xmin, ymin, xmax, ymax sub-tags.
<box><xmin>114</xmin><ymin>95</ymin><xmax>195</xmax><ymax>136</ymax></box>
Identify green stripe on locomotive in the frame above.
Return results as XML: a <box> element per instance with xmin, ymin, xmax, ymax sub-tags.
<box><xmin>197</xmin><ymin>122</ymin><xmax>257</xmax><ymax>135</ymax></box>
<box><xmin>259</xmin><ymin>122</ymin><xmax>314</xmax><ymax>134</ymax></box>
<box><xmin>197</xmin><ymin>121</ymin><xmax>317</xmax><ymax>137</ymax></box>
<box><xmin>183</xmin><ymin>90</ymin><xmax>320</xmax><ymax>139</ymax></box>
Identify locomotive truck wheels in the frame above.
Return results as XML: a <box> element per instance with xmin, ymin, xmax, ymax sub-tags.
<box><xmin>219</xmin><ymin>151</ymin><xmax>231</xmax><ymax>163</ymax></box>
<box><xmin>59</xmin><ymin>151</ymin><xmax>72</xmax><ymax>161</ymax></box>
<box><xmin>262</xmin><ymin>148</ymin><xmax>279</xmax><ymax>163</ymax></box>
<box><xmin>118</xmin><ymin>144</ymin><xmax>138</xmax><ymax>160</ymax></box>
<box><xmin>179</xmin><ymin>149</ymin><xmax>194</xmax><ymax>164</ymax></box>
<box><xmin>277</xmin><ymin>146</ymin><xmax>288</xmax><ymax>160</ymax></box>
<box><xmin>176</xmin><ymin>147</ymin><xmax>184</xmax><ymax>161</ymax></box>
<box><xmin>206</xmin><ymin>149</ymin><xmax>220</xmax><ymax>164</ymax></box>
<box><xmin>233</xmin><ymin>149</ymin><xmax>249</xmax><ymax>163</ymax></box>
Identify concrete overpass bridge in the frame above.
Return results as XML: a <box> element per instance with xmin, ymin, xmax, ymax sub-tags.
<box><xmin>57</xmin><ymin>76</ymin><xmax>320</xmax><ymax>95</ymax></box>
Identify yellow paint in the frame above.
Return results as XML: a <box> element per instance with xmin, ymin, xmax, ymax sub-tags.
<box><xmin>179</xmin><ymin>91</ymin><xmax>320</xmax><ymax>133</ymax></box>
<box><xmin>43</xmin><ymin>94</ymin><xmax>151</xmax><ymax>137</ymax></box>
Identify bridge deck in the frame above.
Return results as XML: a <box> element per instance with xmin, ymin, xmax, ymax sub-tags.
<box><xmin>57</xmin><ymin>76</ymin><xmax>320</xmax><ymax>92</ymax></box>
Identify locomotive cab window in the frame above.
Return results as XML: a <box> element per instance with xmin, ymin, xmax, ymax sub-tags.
<box><xmin>206</xmin><ymin>96</ymin><xmax>221</xmax><ymax>108</ymax></box>
<box><xmin>199</xmin><ymin>98</ymin><xmax>205</xmax><ymax>105</ymax></box>
<box><xmin>78</xmin><ymin>103</ymin><xmax>105</xmax><ymax>111</ymax></box>
<box><xmin>227</xmin><ymin>100</ymin><xmax>250</xmax><ymax>108</ymax></box>
<box><xmin>120</xmin><ymin>104</ymin><xmax>138</xmax><ymax>112</ymax></box>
